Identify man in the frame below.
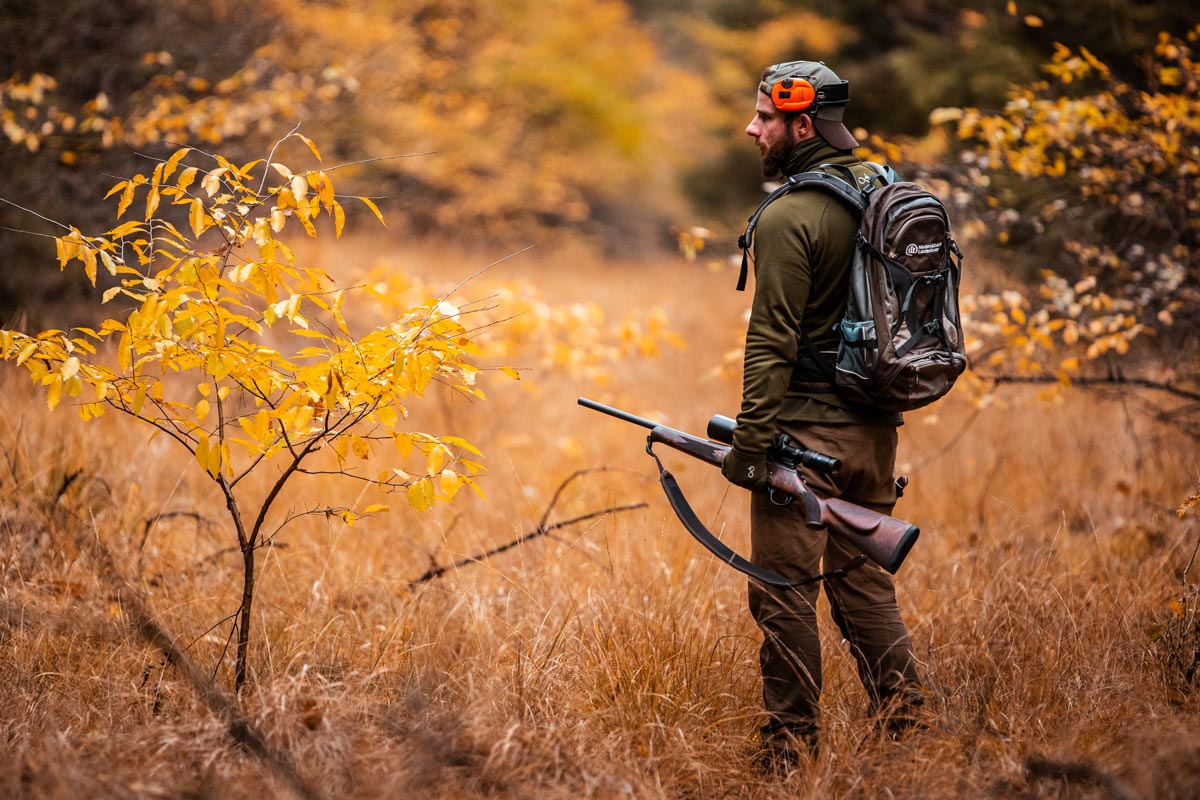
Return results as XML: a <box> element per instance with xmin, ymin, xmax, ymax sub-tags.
<box><xmin>720</xmin><ymin>61</ymin><xmax>925</xmax><ymax>770</ymax></box>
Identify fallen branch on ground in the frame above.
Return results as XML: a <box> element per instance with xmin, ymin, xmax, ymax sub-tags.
<box><xmin>410</xmin><ymin>467</ymin><xmax>647</xmax><ymax>586</ymax></box>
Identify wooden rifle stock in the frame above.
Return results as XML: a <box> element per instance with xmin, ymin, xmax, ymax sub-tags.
<box><xmin>762</xmin><ymin>467</ymin><xmax>919</xmax><ymax>574</ymax></box>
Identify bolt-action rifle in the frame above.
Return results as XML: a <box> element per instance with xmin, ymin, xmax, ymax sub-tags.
<box><xmin>578</xmin><ymin>397</ymin><xmax>919</xmax><ymax>587</ymax></box>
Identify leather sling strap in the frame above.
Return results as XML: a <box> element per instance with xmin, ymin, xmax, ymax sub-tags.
<box><xmin>646</xmin><ymin>444</ymin><xmax>867</xmax><ymax>588</ymax></box>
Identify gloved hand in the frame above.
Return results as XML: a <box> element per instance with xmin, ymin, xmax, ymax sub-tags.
<box><xmin>721</xmin><ymin>446</ymin><xmax>768</xmax><ymax>493</ymax></box>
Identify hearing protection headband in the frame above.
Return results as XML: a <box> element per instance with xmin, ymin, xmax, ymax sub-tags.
<box><xmin>762</xmin><ymin>76</ymin><xmax>850</xmax><ymax>114</ymax></box>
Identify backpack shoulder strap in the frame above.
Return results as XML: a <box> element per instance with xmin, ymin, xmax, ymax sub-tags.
<box><xmin>735</xmin><ymin>170</ymin><xmax>869</xmax><ymax>291</ymax></box>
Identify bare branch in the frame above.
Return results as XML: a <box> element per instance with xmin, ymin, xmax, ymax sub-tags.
<box><xmin>982</xmin><ymin>372</ymin><xmax>1200</xmax><ymax>402</ymax></box>
<box><xmin>408</xmin><ymin>503</ymin><xmax>646</xmax><ymax>586</ymax></box>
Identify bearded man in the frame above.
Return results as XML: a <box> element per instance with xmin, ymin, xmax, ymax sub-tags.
<box><xmin>721</xmin><ymin>60</ymin><xmax>927</xmax><ymax>772</ymax></box>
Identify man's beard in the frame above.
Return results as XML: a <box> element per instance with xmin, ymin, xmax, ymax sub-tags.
<box><xmin>760</xmin><ymin>125</ymin><xmax>797</xmax><ymax>178</ymax></box>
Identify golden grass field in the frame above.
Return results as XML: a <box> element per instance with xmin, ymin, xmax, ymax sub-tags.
<box><xmin>1</xmin><ymin>240</ymin><xmax>1198</xmax><ymax>799</ymax></box>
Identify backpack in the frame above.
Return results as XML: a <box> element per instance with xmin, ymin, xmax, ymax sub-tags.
<box><xmin>736</xmin><ymin>163</ymin><xmax>967</xmax><ymax>413</ymax></box>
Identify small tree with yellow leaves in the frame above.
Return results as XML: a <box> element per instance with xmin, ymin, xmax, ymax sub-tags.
<box><xmin>0</xmin><ymin>133</ymin><xmax>487</xmax><ymax>691</ymax></box>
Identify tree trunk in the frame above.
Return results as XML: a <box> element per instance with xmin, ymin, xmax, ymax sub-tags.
<box><xmin>235</xmin><ymin>543</ymin><xmax>255</xmax><ymax>692</ymax></box>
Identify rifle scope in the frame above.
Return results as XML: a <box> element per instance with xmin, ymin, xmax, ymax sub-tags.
<box><xmin>706</xmin><ymin>415</ymin><xmax>841</xmax><ymax>476</ymax></box>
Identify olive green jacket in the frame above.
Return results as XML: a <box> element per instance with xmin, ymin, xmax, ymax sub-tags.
<box><xmin>731</xmin><ymin>137</ymin><xmax>899</xmax><ymax>463</ymax></box>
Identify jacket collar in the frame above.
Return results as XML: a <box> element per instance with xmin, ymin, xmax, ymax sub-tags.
<box><xmin>782</xmin><ymin>136</ymin><xmax>854</xmax><ymax>177</ymax></box>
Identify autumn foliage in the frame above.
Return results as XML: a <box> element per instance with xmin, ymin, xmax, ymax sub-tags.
<box><xmin>947</xmin><ymin>26</ymin><xmax>1200</xmax><ymax>387</ymax></box>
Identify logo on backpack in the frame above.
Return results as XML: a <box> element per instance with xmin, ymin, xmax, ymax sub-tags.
<box><xmin>737</xmin><ymin>162</ymin><xmax>967</xmax><ymax>413</ymax></box>
<box><xmin>905</xmin><ymin>242</ymin><xmax>941</xmax><ymax>257</ymax></box>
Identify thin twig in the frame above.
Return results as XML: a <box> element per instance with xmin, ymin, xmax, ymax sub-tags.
<box><xmin>0</xmin><ymin>195</ymin><xmax>71</xmax><ymax>232</ymax></box>
<box><xmin>983</xmin><ymin>373</ymin><xmax>1200</xmax><ymax>403</ymax></box>
<box><xmin>437</xmin><ymin>245</ymin><xmax>538</xmax><ymax>306</ymax></box>
<box><xmin>407</xmin><ymin>502</ymin><xmax>646</xmax><ymax>586</ymax></box>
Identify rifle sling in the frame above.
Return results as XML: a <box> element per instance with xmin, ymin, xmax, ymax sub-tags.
<box><xmin>646</xmin><ymin>443</ymin><xmax>865</xmax><ymax>588</ymax></box>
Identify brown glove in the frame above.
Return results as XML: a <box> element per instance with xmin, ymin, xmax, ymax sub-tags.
<box><xmin>721</xmin><ymin>446</ymin><xmax>767</xmax><ymax>493</ymax></box>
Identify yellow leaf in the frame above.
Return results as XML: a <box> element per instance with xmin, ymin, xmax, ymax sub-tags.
<box><xmin>196</xmin><ymin>398</ymin><xmax>210</xmax><ymax>422</ymax></box>
<box><xmin>117</xmin><ymin>182</ymin><xmax>136</xmax><ymax>217</ymax></box>
<box><xmin>427</xmin><ymin>445</ymin><xmax>446</xmax><ymax>474</ymax></box>
<box><xmin>271</xmin><ymin>162</ymin><xmax>294</xmax><ymax>180</ymax></box>
<box><xmin>201</xmin><ymin>168</ymin><xmax>225</xmax><ymax>197</ymax></box>
<box><xmin>252</xmin><ymin>217</ymin><xmax>271</xmax><ymax>246</ymax></box>
<box><xmin>176</xmin><ymin>166</ymin><xmax>198</xmax><ymax>192</ymax></box>
<box><xmin>296</xmin><ymin>208</ymin><xmax>317</xmax><ymax>238</ymax></box>
<box><xmin>118</xmin><ymin>334</ymin><xmax>132</xmax><ymax>372</ymax></box>
<box><xmin>407</xmin><ymin>479</ymin><xmax>435</xmax><ymax>512</ymax></box>
<box><xmin>132</xmin><ymin>382</ymin><xmax>148</xmax><ymax>414</ymax></box>
<box><xmin>351</xmin><ymin>435</ymin><xmax>371</xmax><ymax>459</ymax></box>
<box><xmin>359</xmin><ymin>196</ymin><xmax>386</xmax><ymax>226</ymax></box>
<box><xmin>196</xmin><ymin>433</ymin><xmax>213</xmax><ymax>475</ymax></box>
<box><xmin>394</xmin><ymin>433</ymin><xmax>414</xmax><ymax>458</ymax></box>
<box><xmin>16</xmin><ymin>343</ymin><xmax>37</xmax><ymax>365</ymax></box>
<box><xmin>362</xmin><ymin>504</ymin><xmax>389</xmax><ymax>514</ymax></box>
<box><xmin>316</xmin><ymin>172</ymin><xmax>334</xmax><ymax>210</ymax></box>
<box><xmin>1023</xmin><ymin>14</ymin><xmax>1043</xmax><ymax>27</ymax></box>
<box><xmin>99</xmin><ymin>250</ymin><xmax>119</xmax><ymax>276</ymax></box>
<box><xmin>462</xmin><ymin>476</ymin><xmax>485</xmax><ymax>499</ymax></box>
<box><xmin>439</xmin><ymin>468</ymin><xmax>461</xmax><ymax>500</ymax></box>
<box><xmin>189</xmin><ymin>199</ymin><xmax>207</xmax><ymax>237</ymax></box>
<box><xmin>108</xmin><ymin>220</ymin><xmax>143</xmax><ymax>239</ymax></box>
<box><xmin>162</xmin><ymin>147</ymin><xmax>190</xmax><ymax>180</ymax></box>
<box><xmin>333</xmin><ymin>200</ymin><xmax>345</xmax><ymax>238</ymax></box>
<box><xmin>331</xmin><ymin>435</ymin><xmax>349</xmax><ymax>461</ymax></box>
<box><xmin>145</xmin><ymin>185</ymin><xmax>160</xmax><ymax>219</ymax></box>
<box><xmin>60</xmin><ymin>356</ymin><xmax>80</xmax><ymax>380</ymax></box>
<box><xmin>46</xmin><ymin>378</ymin><xmax>63</xmax><ymax>410</ymax></box>
<box><xmin>82</xmin><ymin>247</ymin><xmax>97</xmax><ymax>286</ymax></box>
<box><xmin>295</xmin><ymin>133</ymin><xmax>323</xmax><ymax>162</ymax></box>
<box><xmin>340</xmin><ymin>510</ymin><xmax>359</xmax><ymax>526</ymax></box>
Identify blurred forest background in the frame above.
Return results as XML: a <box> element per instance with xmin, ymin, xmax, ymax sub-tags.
<box><xmin>2</xmin><ymin>0</ymin><xmax>1196</xmax><ymax>325</ymax></box>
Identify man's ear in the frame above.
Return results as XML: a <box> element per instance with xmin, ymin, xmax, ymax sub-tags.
<box><xmin>793</xmin><ymin>112</ymin><xmax>815</xmax><ymax>139</ymax></box>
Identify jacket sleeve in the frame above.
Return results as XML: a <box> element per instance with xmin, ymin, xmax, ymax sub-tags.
<box><xmin>731</xmin><ymin>199</ymin><xmax>817</xmax><ymax>458</ymax></box>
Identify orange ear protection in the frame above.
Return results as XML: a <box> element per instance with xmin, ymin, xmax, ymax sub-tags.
<box><xmin>770</xmin><ymin>77</ymin><xmax>816</xmax><ymax>112</ymax></box>
<box><xmin>767</xmin><ymin>77</ymin><xmax>850</xmax><ymax>113</ymax></box>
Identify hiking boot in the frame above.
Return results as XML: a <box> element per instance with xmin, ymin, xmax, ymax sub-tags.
<box><xmin>756</xmin><ymin>722</ymin><xmax>817</xmax><ymax>777</ymax></box>
<box><xmin>874</xmin><ymin>692</ymin><xmax>930</xmax><ymax>741</ymax></box>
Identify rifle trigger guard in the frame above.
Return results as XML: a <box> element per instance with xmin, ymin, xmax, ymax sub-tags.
<box><xmin>767</xmin><ymin>486</ymin><xmax>794</xmax><ymax>507</ymax></box>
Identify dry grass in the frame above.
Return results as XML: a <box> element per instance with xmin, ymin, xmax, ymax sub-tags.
<box><xmin>1</xmin><ymin>243</ymin><xmax>1198</xmax><ymax>799</ymax></box>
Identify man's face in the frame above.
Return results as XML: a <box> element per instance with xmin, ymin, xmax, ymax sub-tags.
<box><xmin>746</xmin><ymin>92</ymin><xmax>799</xmax><ymax>178</ymax></box>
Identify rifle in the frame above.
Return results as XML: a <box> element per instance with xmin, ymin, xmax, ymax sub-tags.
<box><xmin>578</xmin><ymin>397</ymin><xmax>919</xmax><ymax>587</ymax></box>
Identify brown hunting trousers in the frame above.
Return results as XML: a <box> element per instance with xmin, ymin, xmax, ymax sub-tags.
<box><xmin>748</xmin><ymin>420</ymin><xmax>923</xmax><ymax>746</ymax></box>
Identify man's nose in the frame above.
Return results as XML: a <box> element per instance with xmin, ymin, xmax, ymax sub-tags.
<box><xmin>745</xmin><ymin>119</ymin><xmax>759</xmax><ymax>137</ymax></box>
